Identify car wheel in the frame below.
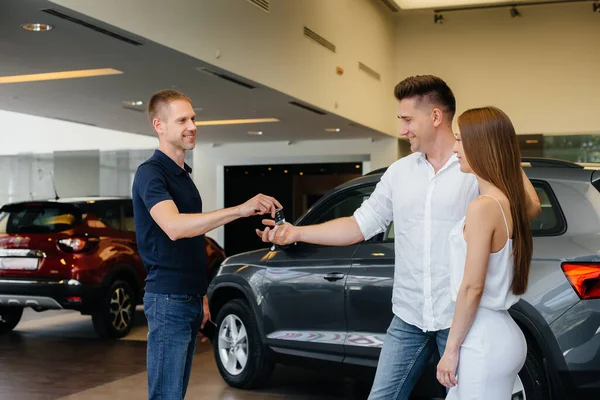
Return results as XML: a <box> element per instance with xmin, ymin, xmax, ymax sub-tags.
<box><xmin>0</xmin><ymin>306</ymin><xmax>23</xmax><ymax>334</ymax></box>
<box><xmin>213</xmin><ymin>298</ymin><xmax>274</xmax><ymax>389</ymax></box>
<box><xmin>92</xmin><ymin>279</ymin><xmax>136</xmax><ymax>339</ymax></box>
<box><xmin>512</xmin><ymin>347</ymin><xmax>549</xmax><ymax>400</ymax></box>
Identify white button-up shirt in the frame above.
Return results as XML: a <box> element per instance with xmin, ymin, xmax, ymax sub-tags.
<box><xmin>354</xmin><ymin>152</ymin><xmax>479</xmax><ymax>332</ymax></box>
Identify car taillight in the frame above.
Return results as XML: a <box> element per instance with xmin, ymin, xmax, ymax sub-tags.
<box><xmin>561</xmin><ymin>263</ymin><xmax>600</xmax><ymax>300</ymax></box>
<box><xmin>56</xmin><ymin>236</ymin><xmax>99</xmax><ymax>253</ymax></box>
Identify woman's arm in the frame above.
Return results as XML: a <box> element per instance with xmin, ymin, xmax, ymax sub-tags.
<box><xmin>522</xmin><ymin>169</ymin><xmax>542</xmax><ymax>221</ymax></box>
<box><xmin>437</xmin><ymin>198</ymin><xmax>496</xmax><ymax>387</ymax></box>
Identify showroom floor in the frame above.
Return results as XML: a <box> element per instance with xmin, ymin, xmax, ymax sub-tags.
<box><xmin>0</xmin><ymin>308</ymin><xmax>373</xmax><ymax>400</ymax></box>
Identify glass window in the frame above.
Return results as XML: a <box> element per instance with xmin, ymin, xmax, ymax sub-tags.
<box><xmin>304</xmin><ymin>185</ymin><xmax>375</xmax><ymax>225</ymax></box>
<box><xmin>381</xmin><ymin>182</ymin><xmax>563</xmax><ymax>241</ymax></box>
<box><xmin>122</xmin><ymin>201</ymin><xmax>135</xmax><ymax>232</ymax></box>
<box><xmin>530</xmin><ymin>182</ymin><xmax>565</xmax><ymax>236</ymax></box>
<box><xmin>0</xmin><ymin>203</ymin><xmax>83</xmax><ymax>234</ymax></box>
<box><xmin>80</xmin><ymin>201</ymin><xmax>122</xmax><ymax>230</ymax></box>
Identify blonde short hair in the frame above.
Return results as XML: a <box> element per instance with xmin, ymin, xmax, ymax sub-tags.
<box><xmin>147</xmin><ymin>89</ymin><xmax>191</xmax><ymax>121</ymax></box>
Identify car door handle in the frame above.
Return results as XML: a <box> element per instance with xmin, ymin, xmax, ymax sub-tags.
<box><xmin>323</xmin><ymin>272</ymin><xmax>345</xmax><ymax>282</ymax></box>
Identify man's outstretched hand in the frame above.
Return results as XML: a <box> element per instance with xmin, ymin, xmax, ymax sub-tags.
<box><xmin>256</xmin><ymin>220</ymin><xmax>300</xmax><ymax>246</ymax></box>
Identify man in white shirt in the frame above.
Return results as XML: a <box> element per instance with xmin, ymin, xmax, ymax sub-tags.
<box><xmin>257</xmin><ymin>75</ymin><xmax>541</xmax><ymax>399</ymax></box>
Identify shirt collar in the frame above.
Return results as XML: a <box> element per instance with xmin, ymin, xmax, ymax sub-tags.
<box><xmin>152</xmin><ymin>149</ymin><xmax>192</xmax><ymax>176</ymax></box>
<box><xmin>416</xmin><ymin>152</ymin><xmax>458</xmax><ymax>166</ymax></box>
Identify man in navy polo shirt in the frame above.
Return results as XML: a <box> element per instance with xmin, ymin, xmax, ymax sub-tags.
<box><xmin>132</xmin><ymin>89</ymin><xmax>281</xmax><ymax>400</ymax></box>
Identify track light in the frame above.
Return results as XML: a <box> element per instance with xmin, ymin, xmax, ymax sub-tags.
<box><xmin>593</xmin><ymin>2</ymin><xmax>600</xmax><ymax>13</ymax></box>
<box><xmin>434</xmin><ymin>13</ymin><xmax>444</xmax><ymax>24</ymax></box>
<box><xmin>510</xmin><ymin>6</ymin><xmax>521</xmax><ymax>18</ymax></box>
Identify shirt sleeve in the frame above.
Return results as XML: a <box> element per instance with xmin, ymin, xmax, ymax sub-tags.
<box><xmin>353</xmin><ymin>167</ymin><xmax>394</xmax><ymax>240</ymax></box>
<box><xmin>133</xmin><ymin>163</ymin><xmax>173</xmax><ymax>212</ymax></box>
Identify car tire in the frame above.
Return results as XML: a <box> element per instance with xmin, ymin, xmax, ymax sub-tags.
<box><xmin>0</xmin><ymin>306</ymin><xmax>23</xmax><ymax>334</ymax></box>
<box><xmin>92</xmin><ymin>279</ymin><xmax>136</xmax><ymax>339</ymax></box>
<box><xmin>213</xmin><ymin>298</ymin><xmax>274</xmax><ymax>389</ymax></box>
<box><xmin>514</xmin><ymin>347</ymin><xmax>550</xmax><ymax>400</ymax></box>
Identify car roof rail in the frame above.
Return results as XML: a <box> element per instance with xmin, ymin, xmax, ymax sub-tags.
<box><xmin>521</xmin><ymin>157</ymin><xmax>583</xmax><ymax>169</ymax></box>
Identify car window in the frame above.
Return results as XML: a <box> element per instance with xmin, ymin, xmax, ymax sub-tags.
<box><xmin>530</xmin><ymin>181</ymin><xmax>565</xmax><ymax>236</ymax></box>
<box><xmin>383</xmin><ymin>181</ymin><xmax>563</xmax><ymax>240</ymax></box>
<box><xmin>385</xmin><ymin>222</ymin><xmax>394</xmax><ymax>241</ymax></box>
<box><xmin>304</xmin><ymin>185</ymin><xmax>375</xmax><ymax>226</ymax></box>
<box><xmin>0</xmin><ymin>203</ymin><xmax>83</xmax><ymax>234</ymax></box>
<box><xmin>82</xmin><ymin>202</ymin><xmax>122</xmax><ymax>230</ymax></box>
<box><xmin>122</xmin><ymin>201</ymin><xmax>135</xmax><ymax>232</ymax></box>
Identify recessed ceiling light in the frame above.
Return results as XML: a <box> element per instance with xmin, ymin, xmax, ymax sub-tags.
<box><xmin>123</xmin><ymin>100</ymin><xmax>144</xmax><ymax>107</ymax></box>
<box><xmin>21</xmin><ymin>23</ymin><xmax>53</xmax><ymax>32</ymax></box>
<box><xmin>195</xmin><ymin>118</ymin><xmax>279</xmax><ymax>126</ymax></box>
<box><xmin>325</xmin><ymin>128</ymin><xmax>341</xmax><ymax>132</ymax></box>
<box><xmin>247</xmin><ymin>131</ymin><xmax>263</xmax><ymax>136</ymax></box>
<box><xmin>0</xmin><ymin>68</ymin><xmax>123</xmax><ymax>84</ymax></box>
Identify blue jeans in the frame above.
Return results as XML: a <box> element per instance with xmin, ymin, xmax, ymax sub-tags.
<box><xmin>144</xmin><ymin>292</ymin><xmax>204</xmax><ymax>400</ymax></box>
<box><xmin>368</xmin><ymin>316</ymin><xmax>449</xmax><ymax>400</ymax></box>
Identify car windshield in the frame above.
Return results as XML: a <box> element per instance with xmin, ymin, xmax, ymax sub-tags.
<box><xmin>0</xmin><ymin>202</ymin><xmax>83</xmax><ymax>234</ymax></box>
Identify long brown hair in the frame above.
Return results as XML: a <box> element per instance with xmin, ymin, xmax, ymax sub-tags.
<box><xmin>458</xmin><ymin>106</ymin><xmax>532</xmax><ymax>295</ymax></box>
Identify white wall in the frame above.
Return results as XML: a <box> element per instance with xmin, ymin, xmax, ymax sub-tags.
<box><xmin>193</xmin><ymin>137</ymin><xmax>400</xmax><ymax>245</ymax></box>
<box><xmin>395</xmin><ymin>3</ymin><xmax>599</xmax><ymax>135</ymax></box>
<box><xmin>53</xmin><ymin>150</ymin><xmax>101</xmax><ymax>198</ymax></box>
<box><xmin>0</xmin><ymin>109</ymin><xmax>157</xmax><ymax>155</ymax></box>
<box><xmin>50</xmin><ymin>0</ymin><xmax>398</xmax><ymax>137</ymax></box>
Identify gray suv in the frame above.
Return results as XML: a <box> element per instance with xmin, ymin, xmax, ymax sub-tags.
<box><xmin>208</xmin><ymin>158</ymin><xmax>600</xmax><ymax>399</ymax></box>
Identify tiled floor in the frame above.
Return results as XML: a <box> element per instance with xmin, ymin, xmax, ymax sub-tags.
<box><xmin>0</xmin><ymin>309</ymin><xmax>368</xmax><ymax>400</ymax></box>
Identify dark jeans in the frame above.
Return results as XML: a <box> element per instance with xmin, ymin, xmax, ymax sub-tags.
<box><xmin>144</xmin><ymin>292</ymin><xmax>203</xmax><ymax>400</ymax></box>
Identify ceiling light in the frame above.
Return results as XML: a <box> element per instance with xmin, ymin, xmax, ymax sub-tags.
<box><xmin>247</xmin><ymin>131</ymin><xmax>263</xmax><ymax>136</ymax></box>
<box><xmin>391</xmin><ymin>1</ymin><xmax>530</xmax><ymax>10</ymax></box>
<box><xmin>123</xmin><ymin>100</ymin><xmax>144</xmax><ymax>107</ymax></box>
<box><xmin>0</xmin><ymin>68</ymin><xmax>123</xmax><ymax>84</ymax></box>
<box><xmin>299</xmin><ymin>172</ymin><xmax>304</xmax><ymax>176</ymax></box>
<box><xmin>195</xmin><ymin>118</ymin><xmax>279</xmax><ymax>126</ymax></box>
<box><xmin>21</xmin><ymin>23</ymin><xmax>53</xmax><ymax>32</ymax></box>
<box><xmin>510</xmin><ymin>6</ymin><xmax>521</xmax><ymax>18</ymax></box>
<box><xmin>594</xmin><ymin>2</ymin><xmax>600</xmax><ymax>12</ymax></box>
<box><xmin>325</xmin><ymin>128</ymin><xmax>341</xmax><ymax>132</ymax></box>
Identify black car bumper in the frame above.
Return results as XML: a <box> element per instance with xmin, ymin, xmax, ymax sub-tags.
<box><xmin>0</xmin><ymin>278</ymin><xmax>103</xmax><ymax>313</ymax></box>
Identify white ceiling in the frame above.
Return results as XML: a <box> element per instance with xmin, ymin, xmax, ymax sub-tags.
<box><xmin>0</xmin><ymin>0</ymin><xmax>390</xmax><ymax>144</ymax></box>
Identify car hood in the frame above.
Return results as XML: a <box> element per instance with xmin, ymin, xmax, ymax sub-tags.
<box><xmin>222</xmin><ymin>247</ymin><xmax>271</xmax><ymax>267</ymax></box>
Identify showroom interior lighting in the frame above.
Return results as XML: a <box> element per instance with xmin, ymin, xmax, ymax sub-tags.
<box><xmin>0</xmin><ymin>68</ymin><xmax>123</xmax><ymax>84</ymax></box>
<box><xmin>423</xmin><ymin>1</ymin><xmax>596</xmax><ymax>23</ymax></box>
<box><xmin>21</xmin><ymin>23</ymin><xmax>53</xmax><ymax>32</ymax></box>
<box><xmin>195</xmin><ymin>118</ymin><xmax>279</xmax><ymax>126</ymax></box>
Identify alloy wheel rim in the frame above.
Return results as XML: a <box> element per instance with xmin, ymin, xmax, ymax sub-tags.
<box><xmin>109</xmin><ymin>286</ymin><xmax>132</xmax><ymax>331</ymax></box>
<box><xmin>218</xmin><ymin>314</ymin><xmax>249</xmax><ymax>376</ymax></box>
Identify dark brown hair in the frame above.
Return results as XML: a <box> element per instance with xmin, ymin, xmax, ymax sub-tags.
<box><xmin>147</xmin><ymin>89</ymin><xmax>191</xmax><ymax>121</ymax></box>
<box><xmin>394</xmin><ymin>75</ymin><xmax>456</xmax><ymax>120</ymax></box>
<box><xmin>458</xmin><ymin>106</ymin><xmax>532</xmax><ymax>295</ymax></box>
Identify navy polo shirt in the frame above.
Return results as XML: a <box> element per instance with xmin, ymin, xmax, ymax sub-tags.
<box><xmin>131</xmin><ymin>149</ymin><xmax>207</xmax><ymax>296</ymax></box>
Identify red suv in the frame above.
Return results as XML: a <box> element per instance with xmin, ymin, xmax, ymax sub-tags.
<box><xmin>0</xmin><ymin>197</ymin><xmax>226</xmax><ymax>338</ymax></box>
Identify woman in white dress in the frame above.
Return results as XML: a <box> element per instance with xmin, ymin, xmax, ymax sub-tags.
<box><xmin>436</xmin><ymin>106</ymin><xmax>537</xmax><ymax>399</ymax></box>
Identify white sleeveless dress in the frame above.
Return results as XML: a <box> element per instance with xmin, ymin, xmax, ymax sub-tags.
<box><xmin>446</xmin><ymin>195</ymin><xmax>527</xmax><ymax>400</ymax></box>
